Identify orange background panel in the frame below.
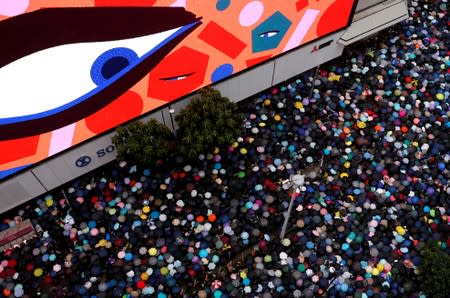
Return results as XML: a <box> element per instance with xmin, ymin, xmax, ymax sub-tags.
<box><xmin>198</xmin><ymin>21</ymin><xmax>247</xmax><ymax>59</ymax></box>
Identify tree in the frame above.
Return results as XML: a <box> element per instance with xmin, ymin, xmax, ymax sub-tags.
<box><xmin>175</xmin><ymin>87</ymin><xmax>244</xmax><ymax>159</ymax></box>
<box><xmin>417</xmin><ymin>241</ymin><xmax>450</xmax><ymax>298</ymax></box>
<box><xmin>112</xmin><ymin>119</ymin><xmax>173</xmax><ymax>166</ymax></box>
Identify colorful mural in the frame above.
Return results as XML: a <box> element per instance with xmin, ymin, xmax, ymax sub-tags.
<box><xmin>0</xmin><ymin>0</ymin><xmax>357</xmax><ymax>180</ymax></box>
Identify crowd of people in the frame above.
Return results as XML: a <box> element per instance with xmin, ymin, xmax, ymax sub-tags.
<box><xmin>1</xmin><ymin>0</ymin><xmax>449</xmax><ymax>297</ymax></box>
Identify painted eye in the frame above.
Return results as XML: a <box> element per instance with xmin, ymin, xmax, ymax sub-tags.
<box><xmin>0</xmin><ymin>25</ymin><xmax>187</xmax><ymax>123</ymax></box>
<box><xmin>259</xmin><ymin>31</ymin><xmax>279</xmax><ymax>38</ymax></box>
<box><xmin>160</xmin><ymin>73</ymin><xmax>194</xmax><ymax>81</ymax></box>
<box><xmin>0</xmin><ymin>6</ymin><xmax>201</xmax><ymax>137</ymax></box>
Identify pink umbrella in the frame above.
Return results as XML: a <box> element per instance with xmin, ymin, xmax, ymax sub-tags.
<box><xmin>211</xmin><ymin>280</ymin><xmax>222</xmax><ymax>290</ymax></box>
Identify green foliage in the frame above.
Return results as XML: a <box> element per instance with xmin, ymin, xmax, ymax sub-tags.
<box><xmin>417</xmin><ymin>241</ymin><xmax>450</xmax><ymax>298</ymax></box>
<box><xmin>175</xmin><ymin>87</ymin><xmax>244</xmax><ymax>158</ymax></box>
<box><xmin>112</xmin><ymin>119</ymin><xmax>173</xmax><ymax>165</ymax></box>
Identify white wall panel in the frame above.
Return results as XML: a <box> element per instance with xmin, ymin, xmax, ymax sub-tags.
<box><xmin>340</xmin><ymin>0</ymin><xmax>408</xmax><ymax>45</ymax></box>
<box><xmin>169</xmin><ymin>95</ymin><xmax>195</xmax><ymax>131</ymax></box>
<box><xmin>356</xmin><ymin>0</ymin><xmax>385</xmax><ymax>12</ymax></box>
<box><xmin>139</xmin><ymin>109</ymin><xmax>165</xmax><ymax>125</ymax></box>
<box><xmin>214</xmin><ymin>60</ymin><xmax>275</xmax><ymax>103</ymax></box>
<box><xmin>272</xmin><ymin>31</ymin><xmax>345</xmax><ymax>86</ymax></box>
<box><xmin>0</xmin><ymin>171</ymin><xmax>47</xmax><ymax>214</ymax></box>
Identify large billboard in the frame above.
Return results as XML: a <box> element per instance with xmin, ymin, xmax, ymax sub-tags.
<box><xmin>0</xmin><ymin>0</ymin><xmax>357</xmax><ymax>180</ymax></box>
